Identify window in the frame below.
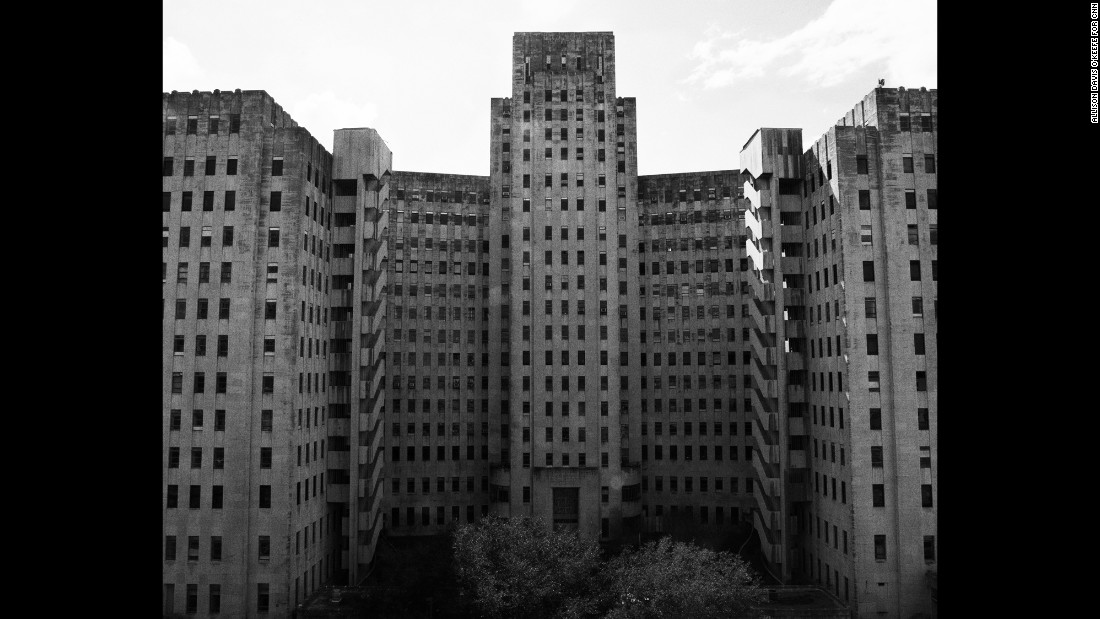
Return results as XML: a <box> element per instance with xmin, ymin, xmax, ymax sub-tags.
<box><xmin>227</xmin><ymin>158</ymin><xmax>237</xmax><ymax>175</ymax></box>
<box><xmin>258</xmin><ymin>409</ymin><xmax>272</xmax><ymax>431</ymax></box>
<box><xmin>258</xmin><ymin>535</ymin><xmax>270</xmax><ymax>560</ymax></box>
<box><xmin>162</xmin><ymin>157</ymin><xmax>174</xmax><ymax>176</ymax></box>
<box><xmin>184</xmin><ymin>158</ymin><xmax>195</xmax><ymax>176</ymax></box>
<box><xmin>874</xmin><ymin>535</ymin><xmax>887</xmax><ymax>560</ymax></box>
<box><xmin>910</xmin><ymin>260</ymin><xmax>921</xmax><ymax>281</ymax></box>
<box><xmin>916</xmin><ymin>371</ymin><xmax>928</xmax><ymax>391</ymax></box>
<box><xmin>189</xmin><ymin>336</ymin><xmax>207</xmax><ymax>363</ymax></box>
<box><xmin>912</xmin><ymin>297</ymin><xmax>924</xmax><ymax>316</ymax></box>
<box><xmin>908</xmin><ymin>224</ymin><xmax>919</xmax><ymax>245</ymax></box>
<box><xmin>269</xmin><ymin>192</ymin><xmax>282</xmax><ymax>212</ymax></box>
<box><xmin>921</xmin><ymin>484</ymin><xmax>934</xmax><ymax>507</ymax></box>
<box><xmin>205</xmin><ymin>156</ymin><xmax>216</xmax><ymax>175</ymax></box>
<box><xmin>209</xmin><ymin>584</ymin><xmax>221</xmax><ymax>613</ymax></box>
<box><xmin>868</xmin><ymin>372</ymin><xmax>880</xmax><ymax>392</ymax></box>
<box><xmin>259</xmin><ymin>485</ymin><xmax>271</xmax><ymax>508</ymax></box>
<box><xmin>257</xmin><ymin>584</ymin><xmax>269</xmax><ymax>613</ymax></box>
<box><xmin>914</xmin><ymin>333</ymin><xmax>926</xmax><ymax>355</ymax></box>
<box><xmin>927</xmin><ymin>189</ymin><xmax>937</xmax><ymax>209</ymax></box>
<box><xmin>865</xmin><ymin>297</ymin><xmax>877</xmax><ymax>318</ymax></box>
<box><xmin>165</xmin><ymin>535</ymin><xmax>176</xmax><ymax>560</ymax></box>
<box><xmin>903</xmin><ymin>157</ymin><xmax>914</xmax><ymax>173</ymax></box>
<box><xmin>924</xmin><ymin>155</ymin><xmax>936</xmax><ymax>173</ymax></box>
<box><xmin>268</xmin><ymin>227</ymin><xmax>280</xmax><ymax>248</ymax></box>
<box><xmin>271</xmin><ymin>158</ymin><xmax>283</xmax><ymax>176</ymax></box>
<box><xmin>924</xmin><ymin>535</ymin><xmax>936</xmax><ymax>561</ymax></box>
<box><xmin>866</xmin><ymin>334</ymin><xmax>878</xmax><ymax>355</ymax></box>
<box><xmin>871</xmin><ymin>446</ymin><xmax>883</xmax><ymax>467</ymax></box>
<box><xmin>187</xmin><ymin>116</ymin><xmax>198</xmax><ymax>134</ymax></box>
<box><xmin>870</xmin><ymin>408</ymin><xmax>881</xmax><ymax>430</ymax></box>
<box><xmin>862</xmin><ymin>261</ymin><xmax>875</xmax><ymax>282</ymax></box>
<box><xmin>265</xmin><ymin>300</ymin><xmax>276</xmax><ymax>319</ymax></box>
<box><xmin>919</xmin><ymin>445</ymin><xmax>932</xmax><ymax>469</ymax></box>
<box><xmin>918</xmin><ymin>408</ymin><xmax>929</xmax><ymax>430</ymax></box>
<box><xmin>859</xmin><ymin>225</ymin><xmax>873</xmax><ymax>246</ymax></box>
<box><xmin>872</xmin><ymin>484</ymin><xmax>885</xmax><ymax>507</ymax></box>
<box><xmin>858</xmin><ymin>190</ymin><xmax>870</xmax><ymax>210</ymax></box>
<box><xmin>856</xmin><ymin>155</ymin><xmax>868</xmax><ymax>174</ymax></box>
<box><xmin>905</xmin><ymin>190</ymin><xmax>917</xmax><ymax>209</ymax></box>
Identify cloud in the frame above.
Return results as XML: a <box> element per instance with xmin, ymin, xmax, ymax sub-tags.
<box><xmin>163</xmin><ymin>37</ymin><xmax>205</xmax><ymax>90</ymax></box>
<box><xmin>685</xmin><ymin>0</ymin><xmax>937</xmax><ymax>90</ymax></box>
<box><xmin>290</xmin><ymin>91</ymin><xmax>379</xmax><ymax>146</ymax></box>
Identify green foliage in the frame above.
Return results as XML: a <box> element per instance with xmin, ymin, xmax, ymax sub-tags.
<box><xmin>593</xmin><ymin>537</ymin><xmax>766</xmax><ymax>619</ymax></box>
<box><xmin>453</xmin><ymin>516</ymin><xmax>601</xmax><ymax>618</ymax></box>
<box><xmin>453</xmin><ymin>518</ymin><xmax>765</xmax><ymax>619</ymax></box>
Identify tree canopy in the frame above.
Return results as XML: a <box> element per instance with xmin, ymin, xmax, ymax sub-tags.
<box><xmin>453</xmin><ymin>516</ymin><xmax>600</xmax><ymax>618</ymax></box>
<box><xmin>452</xmin><ymin>517</ymin><xmax>765</xmax><ymax>619</ymax></box>
<box><xmin>592</xmin><ymin>537</ymin><xmax>766</xmax><ymax>618</ymax></box>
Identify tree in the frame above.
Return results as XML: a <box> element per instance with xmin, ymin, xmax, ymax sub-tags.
<box><xmin>454</xmin><ymin>518</ymin><xmax>766</xmax><ymax>619</ymax></box>
<box><xmin>453</xmin><ymin>516</ymin><xmax>600</xmax><ymax>618</ymax></box>
<box><xmin>589</xmin><ymin>537</ymin><xmax>766</xmax><ymax>619</ymax></box>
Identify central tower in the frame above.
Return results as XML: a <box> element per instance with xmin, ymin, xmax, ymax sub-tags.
<box><xmin>487</xmin><ymin>32</ymin><xmax>642</xmax><ymax>541</ymax></box>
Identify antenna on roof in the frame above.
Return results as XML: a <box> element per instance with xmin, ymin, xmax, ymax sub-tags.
<box><xmin>878</xmin><ymin>78</ymin><xmax>885</xmax><ymax>87</ymax></box>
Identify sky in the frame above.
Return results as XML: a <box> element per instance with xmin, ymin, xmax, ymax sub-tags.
<box><xmin>164</xmin><ymin>0</ymin><xmax>936</xmax><ymax>176</ymax></box>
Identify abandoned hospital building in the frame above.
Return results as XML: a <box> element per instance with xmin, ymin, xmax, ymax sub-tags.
<box><xmin>162</xmin><ymin>31</ymin><xmax>938</xmax><ymax>618</ymax></box>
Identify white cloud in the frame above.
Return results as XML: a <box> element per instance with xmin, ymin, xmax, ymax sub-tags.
<box><xmin>290</xmin><ymin>92</ymin><xmax>379</xmax><ymax>147</ymax></box>
<box><xmin>163</xmin><ymin>37</ymin><xmax>205</xmax><ymax>90</ymax></box>
<box><xmin>685</xmin><ymin>0</ymin><xmax>937</xmax><ymax>90</ymax></box>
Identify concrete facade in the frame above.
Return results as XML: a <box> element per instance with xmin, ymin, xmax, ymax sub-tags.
<box><xmin>488</xmin><ymin>32</ymin><xmax>643</xmax><ymax>542</ymax></box>
<box><xmin>162</xmin><ymin>90</ymin><xmax>341</xmax><ymax>617</ymax></box>
<box><xmin>328</xmin><ymin>127</ymin><xmax>392</xmax><ymax>585</ymax></box>
<box><xmin>635</xmin><ymin>171</ymin><xmax>757</xmax><ymax>536</ymax></box>
<box><xmin>164</xmin><ymin>35</ymin><xmax>936</xmax><ymax>619</ymax></box>
<box><xmin>739</xmin><ymin>87</ymin><xmax>937</xmax><ymax>618</ymax></box>
<box><xmin>384</xmin><ymin>171</ymin><xmax>493</xmax><ymax>535</ymax></box>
